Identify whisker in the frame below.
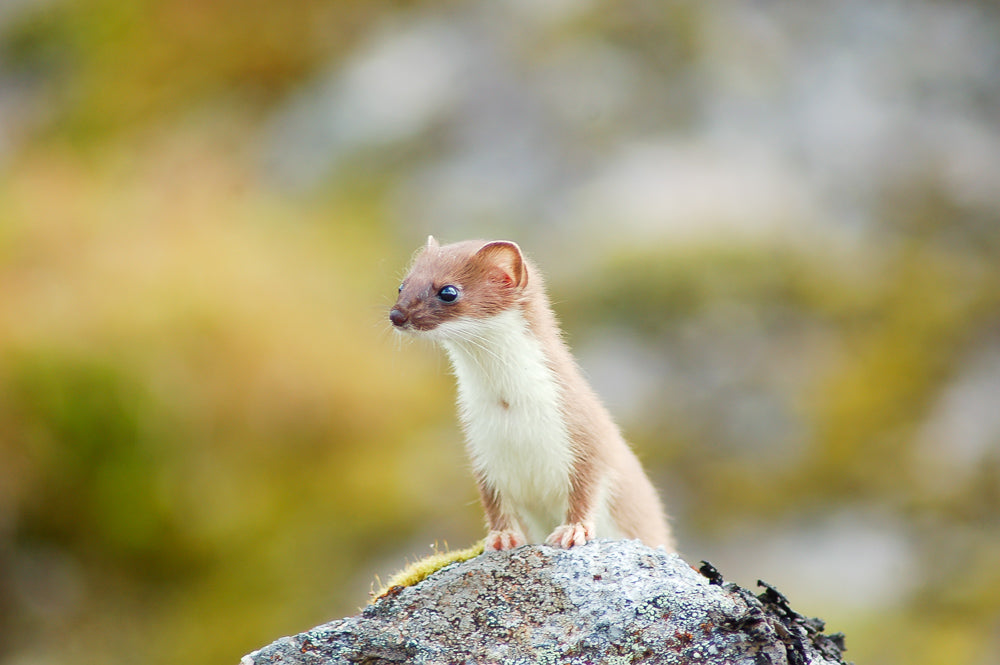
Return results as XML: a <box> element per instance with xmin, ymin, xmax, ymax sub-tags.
<box><xmin>447</xmin><ymin>328</ymin><xmax>505</xmax><ymax>369</ymax></box>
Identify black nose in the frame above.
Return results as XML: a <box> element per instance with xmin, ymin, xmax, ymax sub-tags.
<box><xmin>389</xmin><ymin>308</ymin><xmax>408</xmax><ymax>327</ymax></box>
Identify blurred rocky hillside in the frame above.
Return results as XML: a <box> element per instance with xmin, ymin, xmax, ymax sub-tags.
<box><xmin>0</xmin><ymin>2</ymin><xmax>998</xmax><ymax>665</ymax></box>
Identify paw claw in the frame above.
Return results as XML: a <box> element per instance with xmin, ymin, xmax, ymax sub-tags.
<box><xmin>484</xmin><ymin>529</ymin><xmax>526</xmax><ymax>551</ymax></box>
<box><xmin>545</xmin><ymin>522</ymin><xmax>594</xmax><ymax>548</ymax></box>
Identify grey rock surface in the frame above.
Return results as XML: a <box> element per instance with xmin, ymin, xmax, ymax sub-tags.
<box><xmin>241</xmin><ymin>540</ymin><xmax>847</xmax><ymax>665</ymax></box>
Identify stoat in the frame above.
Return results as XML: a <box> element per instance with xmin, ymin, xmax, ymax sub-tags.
<box><xmin>389</xmin><ymin>237</ymin><xmax>674</xmax><ymax>552</ymax></box>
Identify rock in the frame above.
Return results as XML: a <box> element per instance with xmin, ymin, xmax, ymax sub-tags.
<box><xmin>240</xmin><ymin>540</ymin><xmax>848</xmax><ymax>665</ymax></box>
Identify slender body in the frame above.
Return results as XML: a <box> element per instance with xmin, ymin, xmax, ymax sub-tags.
<box><xmin>390</xmin><ymin>237</ymin><xmax>673</xmax><ymax>551</ymax></box>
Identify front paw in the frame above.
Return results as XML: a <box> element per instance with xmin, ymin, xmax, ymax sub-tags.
<box><xmin>484</xmin><ymin>529</ymin><xmax>526</xmax><ymax>551</ymax></box>
<box><xmin>546</xmin><ymin>522</ymin><xmax>594</xmax><ymax>548</ymax></box>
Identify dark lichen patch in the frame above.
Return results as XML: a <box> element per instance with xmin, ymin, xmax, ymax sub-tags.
<box><xmin>698</xmin><ymin>560</ymin><xmax>724</xmax><ymax>585</ymax></box>
<box><xmin>755</xmin><ymin>579</ymin><xmax>848</xmax><ymax>665</ymax></box>
<box><xmin>720</xmin><ymin>576</ymin><xmax>849</xmax><ymax>665</ymax></box>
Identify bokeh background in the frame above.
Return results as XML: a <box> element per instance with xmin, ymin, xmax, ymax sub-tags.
<box><xmin>1</xmin><ymin>1</ymin><xmax>999</xmax><ymax>664</ymax></box>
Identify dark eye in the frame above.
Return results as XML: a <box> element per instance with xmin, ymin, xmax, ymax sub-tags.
<box><xmin>398</xmin><ymin>283</ymin><xmax>404</xmax><ymax>293</ymax></box>
<box><xmin>437</xmin><ymin>285</ymin><xmax>460</xmax><ymax>302</ymax></box>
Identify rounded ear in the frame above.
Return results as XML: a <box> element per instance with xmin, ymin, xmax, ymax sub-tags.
<box><xmin>474</xmin><ymin>241</ymin><xmax>528</xmax><ymax>288</ymax></box>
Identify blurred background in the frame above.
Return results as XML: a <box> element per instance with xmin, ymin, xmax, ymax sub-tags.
<box><xmin>0</xmin><ymin>1</ymin><xmax>998</xmax><ymax>663</ymax></box>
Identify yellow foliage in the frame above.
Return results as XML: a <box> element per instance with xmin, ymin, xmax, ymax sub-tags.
<box><xmin>372</xmin><ymin>541</ymin><xmax>486</xmax><ymax>602</ymax></box>
<box><xmin>0</xmin><ymin>137</ymin><xmax>456</xmax><ymax>665</ymax></box>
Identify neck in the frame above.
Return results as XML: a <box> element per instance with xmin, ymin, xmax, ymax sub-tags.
<box><xmin>440</xmin><ymin>308</ymin><xmax>545</xmax><ymax>388</ymax></box>
<box><xmin>437</xmin><ymin>308</ymin><xmax>575</xmax><ymax>536</ymax></box>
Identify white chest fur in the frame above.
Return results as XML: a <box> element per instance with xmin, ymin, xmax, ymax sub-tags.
<box><xmin>435</xmin><ymin>310</ymin><xmax>574</xmax><ymax>540</ymax></box>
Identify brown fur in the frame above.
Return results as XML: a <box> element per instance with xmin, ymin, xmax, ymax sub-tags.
<box><xmin>392</xmin><ymin>238</ymin><xmax>527</xmax><ymax>330</ymax></box>
<box><xmin>391</xmin><ymin>237</ymin><xmax>675</xmax><ymax>551</ymax></box>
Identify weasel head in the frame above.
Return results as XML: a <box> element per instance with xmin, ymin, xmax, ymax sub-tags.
<box><xmin>389</xmin><ymin>238</ymin><xmax>529</xmax><ymax>337</ymax></box>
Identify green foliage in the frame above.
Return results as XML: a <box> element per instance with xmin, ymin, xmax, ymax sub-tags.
<box><xmin>5</xmin><ymin>353</ymin><xmax>188</xmax><ymax>573</ymax></box>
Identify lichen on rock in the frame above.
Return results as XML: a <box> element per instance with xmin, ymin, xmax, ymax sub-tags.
<box><xmin>241</xmin><ymin>540</ymin><xmax>848</xmax><ymax>665</ymax></box>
